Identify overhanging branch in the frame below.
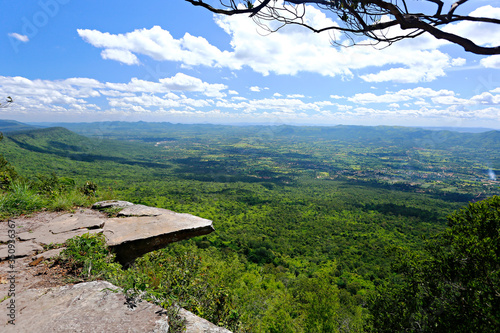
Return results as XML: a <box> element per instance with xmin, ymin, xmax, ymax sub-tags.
<box><xmin>184</xmin><ymin>0</ymin><xmax>500</xmax><ymax>55</ymax></box>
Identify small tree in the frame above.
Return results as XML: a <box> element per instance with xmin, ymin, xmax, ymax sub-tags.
<box><xmin>370</xmin><ymin>196</ymin><xmax>500</xmax><ymax>332</ymax></box>
<box><xmin>185</xmin><ymin>0</ymin><xmax>500</xmax><ymax>55</ymax></box>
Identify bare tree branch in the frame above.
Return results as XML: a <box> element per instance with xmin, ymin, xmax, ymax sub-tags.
<box><xmin>448</xmin><ymin>0</ymin><xmax>468</xmax><ymax>21</ymax></box>
<box><xmin>184</xmin><ymin>0</ymin><xmax>500</xmax><ymax>55</ymax></box>
<box><xmin>0</xmin><ymin>97</ymin><xmax>13</xmax><ymax>109</ymax></box>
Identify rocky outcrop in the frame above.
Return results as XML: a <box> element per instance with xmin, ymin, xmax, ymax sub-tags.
<box><xmin>0</xmin><ymin>201</ymin><xmax>214</xmax><ymax>266</ymax></box>
<box><xmin>0</xmin><ymin>281</ymin><xmax>168</xmax><ymax>333</ymax></box>
<box><xmin>0</xmin><ymin>203</ymin><xmax>228</xmax><ymax>332</ymax></box>
<box><xmin>178</xmin><ymin>308</ymin><xmax>233</xmax><ymax>333</ymax></box>
<box><xmin>0</xmin><ymin>209</ymin><xmax>105</xmax><ymax>261</ymax></box>
<box><xmin>100</xmin><ymin>202</ymin><xmax>214</xmax><ymax>266</ymax></box>
<box><xmin>0</xmin><ymin>280</ymin><xmax>232</xmax><ymax>333</ymax></box>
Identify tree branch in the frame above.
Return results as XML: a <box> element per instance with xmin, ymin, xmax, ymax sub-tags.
<box><xmin>184</xmin><ymin>0</ymin><xmax>500</xmax><ymax>55</ymax></box>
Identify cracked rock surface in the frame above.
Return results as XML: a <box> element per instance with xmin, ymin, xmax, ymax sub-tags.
<box><xmin>0</xmin><ymin>201</ymin><xmax>214</xmax><ymax>265</ymax></box>
<box><xmin>0</xmin><ymin>202</ymin><xmax>227</xmax><ymax>332</ymax></box>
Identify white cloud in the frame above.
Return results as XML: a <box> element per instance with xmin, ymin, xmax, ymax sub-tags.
<box><xmin>0</xmin><ymin>74</ymin><xmax>227</xmax><ymax>118</ymax></box>
<box><xmin>228</xmin><ymin>90</ymin><xmax>238</xmax><ymax>95</ymax></box>
<box><xmin>287</xmin><ymin>94</ymin><xmax>305</xmax><ymax>98</ymax></box>
<box><xmin>250</xmin><ymin>86</ymin><xmax>261</xmax><ymax>92</ymax></box>
<box><xmin>160</xmin><ymin>73</ymin><xmax>227</xmax><ymax>98</ymax></box>
<box><xmin>348</xmin><ymin>92</ymin><xmax>411</xmax><ymax>104</ymax></box>
<box><xmin>101</xmin><ymin>49</ymin><xmax>139</xmax><ymax>65</ymax></box>
<box><xmin>480</xmin><ymin>55</ymin><xmax>500</xmax><ymax>68</ymax></box>
<box><xmin>431</xmin><ymin>96</ymin><xmax>471</xmax><ymax>105</ymax></box>
<box><xmin>471</xmin><ymin>92</ymin><xmax>500</xmax><ymax>105</ymax></box>
<box><xmin>273</xmin><ymin>93</ymin><xmax>282</xmax><ymax>97</ymax></box>
<box><xmin>102</xmin><ymin>73</ymin><xmax>227</xmax><ymax>98</ymax></box>
<box><xmin>77</xmin><ymin>26</ymin><xmax>235</xmax><ymax>68</ymax></box>
<box><xmin>77</xmin><ymin>4</ymin><xmax>471</xmax><ymax>83</ymax></box>
<box><xmin>443</xmin><ymin>6</ymin><xmax>500</xmax><ymax>47</ymax></box>
<box><xmin>8</xmin><ymin>33</ymin><xmax>29</xmax><ymax>42</ymax></box>
<box><xmin>451</xmin><ymin>58</ymin><xmax>466</xmax><ymax>66</ymax></box>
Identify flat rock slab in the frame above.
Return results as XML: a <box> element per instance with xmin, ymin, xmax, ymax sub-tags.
<box><xmin>117</xmin><ymin>204</ymin><xmax>170</xmax><ymax>217</ymax></box>
<box><xmin>32</xmin><ymin>247</ymin><xmax>66</xmax><ymax>260</ymax></box>
<box><xmin>104</xmin><ymin>208</ymin><xmax>214</xmax><ymax>266</ymax></box>
<box><xmin>0</xmin><ymin>240</ymin><xmax>43</xmax><ymax>260</ymax></box>
<box><xmin>18</xmin><ymin>228</ymin><xmax>102</xmax><ymax>246</ymax></box>
<box><xmin>179</xmin><ymin>308</ymin><xmax>232</xmax><ymax>333</ymax></box>
<box><xmin>0</xmin><ymin>209</ymin><xmax>107</xmax><ymax>261</ymax></box>
<box><xmin>92</xmin><ymin>200</ymin><xmax>134</xmax><ymax>209</ymax></box>
<box><xmin>1</xmin><ymin>202</ymin><xmax>215</xmax><ymax>267</ymax></box>
<box><xmin>0</xmin><ymin>281</ymin><xmax>170</xmax><ymax>333</ymax></box>
<box><xmin>48</xmin><ymin>211</ymin><xmax>106</xmax><ymax>234</ymax></box>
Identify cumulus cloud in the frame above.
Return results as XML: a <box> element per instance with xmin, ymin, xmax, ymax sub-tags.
<box><xmin>0</xmin><ymin>74</ymin><xmax>227</xmax><ymax>119</ymax></box>
<box><xmin>101</xmin><ymin>49</ymin><xmax>140</xmax><ymax>65</ymax></box>
<box><xmin>77</xmin><ymin>4</ymin><xmax>487</xmax><ymax>83</ymax></box>
<box><xmin>480</xmin><ymin>55</ymin><xmax>500</xmax><ymax>68</ymax></box>
<box><xmin>8</xmin><ymin>33</ymin><xmax>29</xmax><ymax>42</ymax></box>
<box><xmin>1</xmin><ymin>75</ymin><xmax>498</xmax><ymax>126</ymax></box>
<box><xmin>349</xmin><ymin>92</ymin><xmax>411</xmax><ymax>104</ymax></box>
<box><xmin>443</xmin><ymin>6</ymin><xmax>500</xmax><ymax>47</ymax></box>
<box><xmin>77</xmin><ymin>26</ymin><xmax>235</xmax><ymax>69</ymax></box>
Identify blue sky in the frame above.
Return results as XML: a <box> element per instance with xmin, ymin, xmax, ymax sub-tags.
<box><xmin>1</xmin><ymin>0</ymin><xmax>500</xmax><ymax>128</ymax></box>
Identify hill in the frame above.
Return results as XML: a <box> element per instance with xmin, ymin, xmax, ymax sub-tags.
<box><xmin>0</xmin><ymin>126</ymin><xmax>166</xmax><ymax>180</ymax></box>
<box><xmin>0</xmin><ymin>119</ymin><xmax>41</xmax><ymax>133</ymax></box>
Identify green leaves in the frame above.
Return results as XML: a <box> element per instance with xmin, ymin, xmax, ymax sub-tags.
<box><xmin>370</xmin><ymin>196</ymin><xmax>500</xmax><ymax>332</ymax></box>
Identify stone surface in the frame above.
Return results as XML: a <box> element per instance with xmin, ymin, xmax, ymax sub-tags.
<box><xmin>179</xmin><ymin>308</ymin><xmax>233</xmax><ymax>333</ymax></box>
<box><xmin>104</xmin><ymin>208</ymin><xmax>214</xmax><ymax>266</ymax></box>
<box><xmin>19</xmin><ymin>228</ymin><xmax>102</xmax><ymax>246</ymax></box>
<box><xmin>1</xmin><ymin>202</ymin><xmax>214</xmax><ymax>265</ymax></box>
<box><xmin>0</xmin><ymin>210</ymin><xmax>107</xmax><ymax>261</ymax></box>
<box><xmin>32</xmin><ymin>247</ymin><xmax>66</xmax><ymax>260</ymax></box>
<box><xmin>0</xmin><ymin>240</ymin><xmax>43</xmax><ymax>260</ymax></box>
<box><xmin>117</xmin><ymin>204</ymin><xmax>170</xmax><ymax>217</ymax></box>
<box><xmin>48</xmin><ymin>211</ymin><xmax>105</xmax><ymax>234</ymax></box>
<box><xmin>92</xmin><ymin>200</ymin><xmax>134</xmax><ymax>209</ymax></box>
<box><xmin>0</xmin><ymin>233</ymin><xmax>10</xmax><ymax>243</ymax></box>
<box><xmin>0</xmin><ymin>281</ymin><xmax>170</xmax><ymax>333</ymax></box>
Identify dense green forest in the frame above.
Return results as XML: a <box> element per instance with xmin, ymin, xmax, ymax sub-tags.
<box><xmin>0</xmin><ymin>121</ymin><xmax>498</xmax><ymax>331</ymax></box>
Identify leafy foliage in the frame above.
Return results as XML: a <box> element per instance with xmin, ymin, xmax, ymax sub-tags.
<box><xmin>369</xmin><ymin>196</ymin><xmax>500</xmax><ymax>332</ymax></box>
<box><xmin>59</xmin><ymin>233</ymin><xmax>122</xmax><ymax>280</ymax></box>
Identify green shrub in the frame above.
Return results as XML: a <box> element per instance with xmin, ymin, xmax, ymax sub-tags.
<box><xmin>59</xmin><ymin>233</ymin><xmax>122</xmax><ymax>280</ymax></box>
<box><xmin>47</xmin><ymin>188</ymin><xmax>95</xmax><ymax>211</ymax></box>
<box><xmin>0</xmin><ymin>181</ymin><xmax>44</xmax><ymax>218</ymax></box>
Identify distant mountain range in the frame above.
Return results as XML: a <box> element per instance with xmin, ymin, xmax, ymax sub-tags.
<box><xmin>0</xmin><ymin>119</ymin><xmax>42</xmax><ymax>133</ymax></box>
